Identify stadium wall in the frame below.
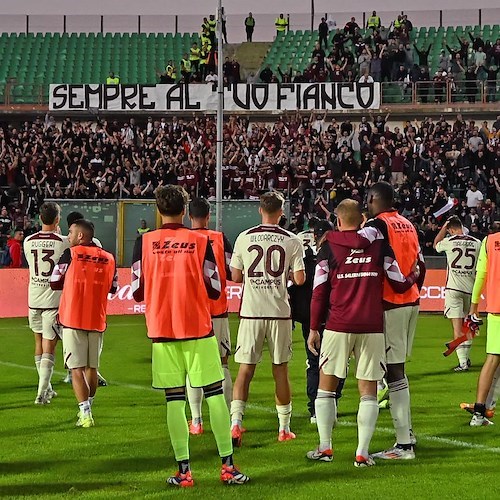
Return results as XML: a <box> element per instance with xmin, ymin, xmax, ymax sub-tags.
<box><xmin>0</xmin><ymin>2</ymin><xmax>499</xmax><ymax>42</ymax></box>
<box><xmin>0</xmin><ymin>268</ymin><xmax>486</xmax><ymax>318</ymax></box>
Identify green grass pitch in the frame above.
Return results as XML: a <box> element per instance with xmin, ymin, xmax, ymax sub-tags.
<box><xmin>0</xmin><ymin>314</ymin><xmax>498</xmax><ymax>499</ymax></box>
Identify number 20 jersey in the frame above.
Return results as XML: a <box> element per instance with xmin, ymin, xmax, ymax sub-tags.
<box><xmin>230</xmin><ymin>224</ymin><xmax>304</xmax><ymax>319</ymax></box>
<box><xmin>435</xmin><ymin>234</ymin><xmax>481</xmax><ymax>294</ymax></box>
<box><xmin>24</xmin><ymin>231</ymin><xmax>70</xmax><ymax>309</ymax></box>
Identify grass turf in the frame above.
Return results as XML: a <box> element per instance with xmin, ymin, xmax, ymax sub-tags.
<box><xmin>0</xmin><ymin>314</ymin><xmax>498</xmax><ymax>499</ymax></box>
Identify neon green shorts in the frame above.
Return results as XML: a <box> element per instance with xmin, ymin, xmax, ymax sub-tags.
<box><xmin>486</xmin><ymin>314</ymin><xmax>500</xmax><ymax>355</ymax></box>
<box><xmin>151</xmin><ymin>336</ymin><xmax>223</xmax><ymax>389</ymax></box>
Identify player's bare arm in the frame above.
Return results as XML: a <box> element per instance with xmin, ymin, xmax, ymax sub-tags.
<box><xmin>433</xmin><ymin>220</ymin><xmax>449</xmax><ymax>249</ymax></box>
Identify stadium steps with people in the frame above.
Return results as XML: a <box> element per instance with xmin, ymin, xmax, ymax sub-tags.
<box><xmin>234</xmin><ymin>42</ymin><xmax>273</xmax><ymax>81</ymax></box>
<box><xmin>259</xmin><ymin>25</ymin><xmax>500</xmax><ymax>94</ymax></box>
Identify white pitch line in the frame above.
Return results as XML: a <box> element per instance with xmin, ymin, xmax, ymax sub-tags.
<box><xmin>2</xmin><ymin>360</ymin><xmax>500</xmax><ymax>455</ymax></box>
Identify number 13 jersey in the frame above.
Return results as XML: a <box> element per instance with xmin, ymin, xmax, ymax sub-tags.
<box><xmin>230</xmin><ymin>224</ymin><xmax>305</xmax><ymax>319</ymax></box>
<box><xmin>24</xmin><ymin>231</ymin><xmax>70</xmax><ymax>309</ymax></box>
<box><xmin>435</xmin><ymin>234</ymin><xmax>481</xmax><ymax>294</ymax></box>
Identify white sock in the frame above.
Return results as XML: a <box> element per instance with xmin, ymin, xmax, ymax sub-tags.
<box><xmin>37</xmin><ymin>353</ymin><xmax>54</xmax><ymax>397</ymax></box>
<box><xmin>315</xmin><ymin>389</ymin><xmax>336</xmax><ymax>451</ymax></box>
<box><xmin>356</xmin><ymin>396</ymin><xmax>379</xmax><ymax>458</ymax></box>
<box><xmin>89</xmin><ymin>396</ymin><xmax>95</xmax><ymax>406</ymax></box>
<box><xmin>456</xmin><ymin>340</ymin><xmax>472</xmax><ymax>367</ymax></box>
<box><xmin>35</xmin><ymin>355</ymin><xmax>41</xmax><ymax>375</ymax></box>
<box><xmin>276</xmin><ymin>403</ymin><xmax>292</xmax><ymax>432</ymax></box>
<box><xmin>186</xmin><ymin>377</ymin><xmax>203</xmax><ymax>425</ymax></box>
<box><xmin>486</xmin><ymin>365</ymin><xmax>500</xmax><ymax>409</ymax></box>
<box><xmin>222</xmin><ymin>364</ymin><xmax>232</xmax><ymax>408</ymax></box>
<box><xmin>230</xmin><ymin>399</ymin><xmax>246</xmax><ymax>427</ymax></box>
<box><xmin>78</xmin><ymin>400</ymin><xmax>91</xmax><ymax>416</ymax></box>
<box><xmin>388</xmin><ymin>378</ymin><xmax>411</xmax><ymax>445</ymax></box>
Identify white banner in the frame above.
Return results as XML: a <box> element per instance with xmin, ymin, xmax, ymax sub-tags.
<box><xmin>49</xmin><ymin>83</ymin><xmax>380</xmax><ymax>112</ymax></box>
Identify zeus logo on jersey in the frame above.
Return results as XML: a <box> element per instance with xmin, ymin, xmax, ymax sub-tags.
<box><xmin>76</xmin><ymin>254</ymin><xmax>110</xmax><ymax>264</ymax></box>
<box><xmin>345</xmin><ymin>255</ymin><xmax>372</xmax><ymax>264</ymax></box>
<box><xmin>152</xmin><ymin>240</ymin><xmax>196</xmax><ymax>250</ymax></box>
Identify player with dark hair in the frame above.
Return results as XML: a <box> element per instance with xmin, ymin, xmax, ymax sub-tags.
<box><xmin>62</xmin><ymin>211</ymin><xmax>107</xmax><ymax>387</ymax></box>
<box><xmin>24</xmin><ymin>202</ymin><xmax>69</xmax><ymax>404</ymax></box>
<box><xmin>132</xmin><ymin>185</ymin><xmax>249</xmax><ymax>487</ymax></box>
<box><xmin>186</xmin><ymin>197</ymin><xmax>234</xmax><ymax>435</ymax></box>
<box><xmin>306</xmin><ymin>199</ymin><xmax>419</xmax><ymax>466</ymax></box>
<box><xmin>50</xmin><ymin>219</ymin><xmax>117</xmax><ymax>427</ymax></box>
<box><xmin>433</xmin><ymin>216</ymin><xmax>481</xmax><ymax>371</ymax></box>
<box><xmin>230</xmin><ymin>192</ymin><xmax>305</xmax><ymax>446</ymax></box>
<box><xmin>365</xmin><ymin>182</ymin><xmax>426</xmax><ymax>460</ymax></box>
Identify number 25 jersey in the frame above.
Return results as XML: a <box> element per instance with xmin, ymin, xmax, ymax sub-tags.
<box><xmin>230</xmin><ymin>224</ymin><xmax>304</xmax><ymax>319</ymax></box>
<box><xmin>24</xmin><ymin>231</ymin><xmax>70</xmax><ymax>309</ymax></box>
<box><xmin>435</xmin><ymin>234</ymin><xmax>481</xmax><ymax>294</ymax></box>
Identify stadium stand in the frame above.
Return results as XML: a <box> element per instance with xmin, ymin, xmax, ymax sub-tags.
<box><xmin>260</xmin><ymin>24</ymin><xmax>500</xmax><ymax>103</ymax></box>
<box><xmin>1</xmin><ymin>113</ymin><xmax>500</xmax><ymax>259</ymax></box>
<box><xmin>0</xmin><ymin>32</ymin><xmax>200</xmax><ymax>102</ymax></box>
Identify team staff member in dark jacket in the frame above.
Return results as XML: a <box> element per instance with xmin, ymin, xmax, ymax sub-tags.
<box><xmin>290</xmin><ymin>218</ymin><xmax>334</xmax><ymax>421</ymax></box>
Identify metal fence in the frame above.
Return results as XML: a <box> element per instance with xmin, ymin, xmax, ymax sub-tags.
<box><xmin>381</xmin><ymin>80</ymin><xmax>499</xmax><ymax>105</ymax></box>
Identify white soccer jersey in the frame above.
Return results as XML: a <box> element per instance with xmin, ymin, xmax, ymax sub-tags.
<box><xmin>231</xmin><ymin>224</ymin><xmax>305</xmax><ymax>319</ymax></box>
<box><xmin>24</xmin><ymin>231</ymin><xmax>70</xmax><ymax>309</ymax></box>
<box><xmin>435</xmin><ymin>234</ymin><xmax>482</xmax><ymax>294</ymax></box>
<box><xmin>297</xmin><ymin>229</ymin><xmax>317</xmax><ymax>256</ymax></box>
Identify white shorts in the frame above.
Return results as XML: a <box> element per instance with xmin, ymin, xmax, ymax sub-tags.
<box><xmin>212</xmin><ymin>317</ymin><xmax>231</xmax><ymax>358</ymax></box>
<box><xmin>235</xmin><ymin>319</ymin><xmax>292</xmax><ymax>365</ymax></box>
<box><xmin>319</xmin><ymin>330</ymin><xmax>386</xmax><ymax>381</ymax></box>
<box><xmin>384</xmin><ymin>306</ymin><xmax>419</xmax><ymax>364</ymax></box>
<box><xmin>63</xmin><ymin>328</ymin><xmax>102</xmax><ymax>369</ymax></box>
<box><xmin>28</xmin><ymin>309</ymin><xmax>60</xmax><ymax>340</ymax></box>
<box><xmin>444</xmin><ymin>290</ymin><xmax>471</xmax><ymax>319</ymax></box>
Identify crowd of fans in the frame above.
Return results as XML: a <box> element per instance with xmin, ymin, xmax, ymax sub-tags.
<box><xmin>259</xmin><ymin>13</ymin><xmax>499</xmax><ymax>103</ymax></box>
<box><xmin>1</xmin><ymin>112</ymin><xmax>500</xmax><ymax>258</ymax></box>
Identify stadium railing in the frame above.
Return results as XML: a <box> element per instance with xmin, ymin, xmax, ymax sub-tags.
<box><xmin>381</xmin><ymin>80</ymin><xmax>499</xmax><ymax>105</ymax></box>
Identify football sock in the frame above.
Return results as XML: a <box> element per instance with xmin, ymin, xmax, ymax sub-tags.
<box><xmin>222</xmin><ymin>364</ymin><xmax>232</xmax><ymax>408</ymax></box>
<box><xmin>37</xmin><ymin>353</ymin><xmax>54</xmax><ymax>396</ymax></box>
<box><xmin>186</xmin><ymin>378</ymin><xmax>203</xmax><ymax>425</ymax></box>
<box><xmin>178</xmin><ymin>459</ymin><xmax>190</xmax><ymax>474</ymax></box>
<box><xmin>34</xmin><ymin>355</ymin><xmax>41</xmax><ymax>376</ymax></box>
<box><xmin>276</xmin><ymin>403</ymin><xmax>292</xmax><ymax>432</ymax></box>
<box><xmin>356</xmin><ymin>395</ymin><xmax>379</xmax><ymax>458</ymax></box>
<box><xmin>78</xmin><ymin>400</ymin><xmax>91</xmax><ymax>417</ymax></box>
<box><xmin>165</xmin><ymin>395</ymin><xmax>189</xmax><ymax>461</ymax></box>
<box><xmin>204</xmin><ymin>386</ymin><xmax>233</xmax><ymax>458</ymax></box>
<box><xmin>389</xmin><ymin>378</ymin><xmax>411</xmax><ymax>445</ymax></box>
<box><xmin>474</xmin><ymin>402</ymin><xmax>486</xmax><ymax>417</ymax></box>
<box><xmin>486</xmin><ymin>365</ymin><xmax>500</xmax><ymax>409</ymax></box>
<box><xmin>221</xmin><ymin>454</ymin><xmax>234</xmax><ymax>467</ymax></box>
<box><xmin>315</xmin><ymin>389</ymin><xmax>336</xmax><ymax>451</ymax></box>
<box><xmin>456</xmin><ymin>340</ymin><xmax>472</xmax><ymax>367</ymax></box>
<box><xmin>230</xmin><ymin>399</ymin><xmax>246</xmax><ymax>427</ymax></box>
<box><xmin>89</xmin><ymin>396</ymin><xmax>94</xmax><ymax>407</ymax></box>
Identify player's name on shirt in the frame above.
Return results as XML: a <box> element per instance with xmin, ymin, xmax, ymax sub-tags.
<box><xmin>24</xmin><ymin>231</ymin><xmax>70</xmax><ymax>309</ymax></box>
<box><xmin>248</xmin><ymin>232</ymin><xmax>286</xmax><ymax>243</ymax></box>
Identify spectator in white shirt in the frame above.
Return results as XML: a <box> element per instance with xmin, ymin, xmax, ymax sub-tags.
<box><xmin>465</xmin><ymin>184</ymin><xmax>484</xmax><ymax>208</ymax></box>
